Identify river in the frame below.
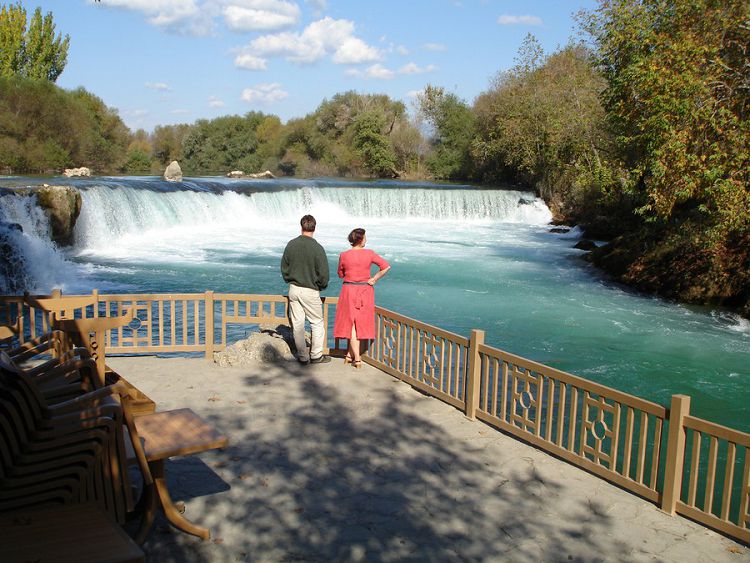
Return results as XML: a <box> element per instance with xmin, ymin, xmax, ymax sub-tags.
<box><xmin>1</xmin><ymin>176</ymin><xmax>747</xmax><ymax>433</ymax></box>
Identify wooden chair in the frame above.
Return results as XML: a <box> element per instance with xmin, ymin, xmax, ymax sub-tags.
<box><xmin>0</xmin><ymin>367</ymin><xmax>125</xmax><ymax>518</ymax></box>
<box><xmin>23</xmin><ymin>296</ymin><xmax>156</xmax><ymax>415</ymax></box>
<box><xmin>0</xmin><ymin>362</ymin><xmax>154</xmax><ymax>532</ymax></box>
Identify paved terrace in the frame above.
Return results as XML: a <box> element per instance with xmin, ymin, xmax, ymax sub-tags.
<box><xmin>108</xmin><ymin>356</ymin><xmax>747</xmax><ymax>562</ymax></box>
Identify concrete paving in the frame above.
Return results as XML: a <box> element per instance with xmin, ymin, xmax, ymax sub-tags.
<box><xmin>107</xmin><ymin>355</ymin><xmax>748</xmax><ymax>562</ymax></box>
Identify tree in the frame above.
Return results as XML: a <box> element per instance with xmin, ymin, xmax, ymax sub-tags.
<box><xmin>0</xmin><ymin>76</ymin><xmax>129</xmax><ymax>173</ymax></box>
<box><xmin>581</xmin><ymin>0</ymin><xmax>749</xmax><ymax>238</ymax></box>
<box><xmin>417</xmin><ymin>85</ymin><xmax>476</xmax><ymax>179</ymax></box>
<box><xmin>471</xmin><ymin>43</ymin><xmax>615</xmax><ymax>219</ymax></box>
<box><xmin>0</xmin><ymin>3</ymin><xmax>69</xmax><ymax>81</ymax></box>
<box><xmin>352</xmin><ymin>111</ymin><xmax>397</xmax><ymax>177</ymax></box>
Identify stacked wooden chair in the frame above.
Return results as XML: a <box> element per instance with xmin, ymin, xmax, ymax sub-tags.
<box><xmin>1</xmin><ymin>294</ymin><xmax>230</xmax><ymax>557</ymax></box>
<box><xmin>0</xmin><ymin>330</ymin><xmax>151</xmax><ymax>561</ymax></box>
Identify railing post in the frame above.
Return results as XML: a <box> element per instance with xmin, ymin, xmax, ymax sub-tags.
<box><xmin>661</xmin><ymin>394</ymin><xmax>691</xmax><ymax>515</ymax></box>
<box><xmin>49</xmin><ymin>289</ymin><xmax>62</xmax><ymax>357</ymax></box>
<box><xmin>205</xmin><ymin>290</ymin><xmax>215</xmax><ymax>360</ymax></box>
<box><xmin>91</xmin><ymin>288</ymin><xmax>99</xmax><ymax>318</ymax></box>
<box><xmin>465</xmin><ymin>329</ymin><xmax>485</xmax><ymax>420</ymax></box>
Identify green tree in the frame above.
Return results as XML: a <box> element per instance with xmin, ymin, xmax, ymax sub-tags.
<box><xmin>417</xmin><ymin>85</ymin><xmax>476</xmax><ymax>179</ymax></box>
<box><xmin>0</xmin><ymin>76</ymin><xmax>129</xmax><ymax>173</ymax></box>
<box><xmin>0</xmin><ymin>3</ymin><xmax>69</xmax><ymax>81</ymax></box>
<box><xmin>472</xmin><ymin>43</ymin><xmax>615</xmax><ymax>219</ymax></box>
<box><xmin>352</xmin><ymin>111</ymin><xmax>397</xmax><ymax>177</ymax></box>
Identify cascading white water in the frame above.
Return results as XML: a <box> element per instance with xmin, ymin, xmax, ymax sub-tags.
<box><xmin>0</xmin><ymin>194</ymin><xmax>81</xmax><ymax>293</ymax></box>
<box><xmin>74</xmin><ymin>184</ymin><xmax>551</xmax><ymax>251</ymax></box>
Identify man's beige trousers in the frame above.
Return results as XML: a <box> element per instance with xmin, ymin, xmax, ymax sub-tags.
<box><xmin>288</xmin><ymin>284</ymin><xmax>325</xmax><ymax>362</ymax></box>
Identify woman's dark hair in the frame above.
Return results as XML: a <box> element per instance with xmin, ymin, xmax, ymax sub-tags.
<box><xmin>348</xmin><ymin>228</ymin><xmax>366</xmax><ymax>247</ymax></box>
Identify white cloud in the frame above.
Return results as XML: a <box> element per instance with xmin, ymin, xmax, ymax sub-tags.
<box><xmin>234</xmin><ymin>52</ymin><xmax>268</xmax><ymax>70</ymax></box>
<box><xmin>223</xmin><ymin>0</ymin><xmax>300</xmax><ymax>32</ymax></box>
<box><xmin>423</xmin><ymin>42</ymin><xmax>446</xmax><ymax>52</ymax></box>
<box><xmin>248</xmin><ymin>16</ymin><xmax>380</xmax><ymax>65</ymax></box>
<box><xmin>241</xmin><ymin>82</ymin><xmax>289</xmax><ymax>104</ymax></box>
<box><xmin>208</xmin><ymin>96</ymin><xmax>225</xmax><ymax>107</ymax></box>
<box><xmin>145</xmin><ymin>81</ymin><xmax>171</xmax><ymax>91</ymax></box>
<box><xmin>305</xmin><ymin>0</ymin><xmax>326</xmax><ymax>10</ymax></box>
<box><xmin>398</xmin><ymin>62</ymin><xmax>436</xmax><ymax>75</ymax></box>
<box><xmin>346</xmin><ymin>63</ymin><xmax>395</xmax><ymax>80</ymax></box>
<box><xmin>497</xmin><ymin>15</ymin><xmax>543</xmax><ymax>25</ymax></box>
<box><xmin>396</xmin><ymin>45</ymin><xmax>409</xmax><ymax>56</ymax></box>
<box><xmin>332</xmin><ymin>37</ymin><xmax>380</xmax><ymax>64</ymax></box>
<box><xmin>96</xmin><ymin>0</ymin><xmax>214</xmax><ymax>35</ymax></box>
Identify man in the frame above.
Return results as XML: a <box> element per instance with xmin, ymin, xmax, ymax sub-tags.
<box><xmin>281</xmin><ymin>215</ymin><xmax>331</xmax><ymax>365</ymax></box>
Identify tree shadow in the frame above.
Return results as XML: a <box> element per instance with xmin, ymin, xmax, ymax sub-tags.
<box><xmin>136</xmin><ymin>361</ymin><xmax>653</xmax><ymax>562</ymax></box>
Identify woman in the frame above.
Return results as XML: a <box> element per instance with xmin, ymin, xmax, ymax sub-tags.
<box><xmin>333</xmin><ymin>228</ymin><xmax>390</xmax><ymax>368</ymax></box>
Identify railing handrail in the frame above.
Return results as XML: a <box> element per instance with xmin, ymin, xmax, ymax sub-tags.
<box><xmin>1</xmin><ymin>290</ymin><xmax>748</xmax><ymax>544</ymax></box>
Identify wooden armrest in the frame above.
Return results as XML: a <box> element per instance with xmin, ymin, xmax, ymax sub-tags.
<box><xmin>48</xmin><ymin>382</ymin><xmax>131</xmax><ymax>415</ymax></box>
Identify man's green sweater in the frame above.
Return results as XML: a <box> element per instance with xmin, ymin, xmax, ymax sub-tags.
<box><xmin>280</xmin><ymin>235</ymin><xmax>330</xmax><ymax>291</ymax></box>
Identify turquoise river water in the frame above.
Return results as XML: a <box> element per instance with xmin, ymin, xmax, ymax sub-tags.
<box><xmin>0</xmin><ymin>176</ymin><xmax>748</xmax><ymax>433</ymax></box>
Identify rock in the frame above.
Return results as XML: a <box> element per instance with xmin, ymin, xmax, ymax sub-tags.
<box><xmin>213</xmin><ymin>324</ymin><xmax>297</xmax><ymax>366</ymax></box>
<box><xmin>0</xmin><ymin>221</ymin><xmax>22</xmax><ymax>233</ymax></box>
<box><xmin>227</xmin><ymin>170</ymin><xmax>244</xmax><ymax>178</ymax></box>
<box><xmin>35</xmin><ymin>186</ymin><xmax>82</xmax><ymax>246</ymax></box>
<box><xmin>549</xmin><ymin>227</ymin><xmax>570</xmax><ymax>234</ymax></box>
<box><xmin>574</xmin><ymin>239</ymin><xmax>597</xmax><ymax>251</ymax></box>
<box><xmin>245</xmin><ymin>170</ymin><xmax>276</xmax><ymax>179</ymax></box>
<box><xmin>164</xmin><ymin>161</ymin><xmax>183</xmax><ymax>182</ymax></box>
<box><xmin>518</xmin><ymin>197</ymin><xmax>535</xmax><ymax>205</ymax></box>
<box><xmin>580</xmin><ymin>216</ymin><xmax>619</xmax><ymax>240</ymax></box>
<box><xmin>63</xmin><ymin>167</ymin><xmax>91</xmax><ymax>177</ymax></box>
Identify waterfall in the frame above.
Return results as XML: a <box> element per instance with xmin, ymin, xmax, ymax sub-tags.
<box><xmin>0</xmin><ymin>177</ymin><xmax>553</xmax><ymax>292</ymax></box>
<box><xmin>74</xmin><ymin>182</ymin><xmax>551</xmax><ymax>249</ymax></box>
<box><xmin>0</xmin><ymin>194</ymin><xmax>80</xmax><ymax>293</ymax></box>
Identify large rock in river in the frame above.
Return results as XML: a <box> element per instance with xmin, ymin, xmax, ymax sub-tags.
<box><xmin>63</xmin><ymin>167</ymin><xmax>91</xmax><ymax>177</ymax></box>
<box><xmin>246</xmin><ymin>170</ymin><xmax>276</xmax><ymax>179</ymax></box>
<box><xmin>35</xmin><ymin>185</ymin><xmax>82</xmax><ymax>246</ymax></box>
<box><xmin>164</xmin><ymin>161</ymin><xmax>183</xmax><ymax>182</ymax></box>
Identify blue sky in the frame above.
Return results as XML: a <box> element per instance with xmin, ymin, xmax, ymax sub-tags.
<box><xmin>19</xmin><ymin>0</ymin><xmax>598</xmax><ymax>131</ymax></box>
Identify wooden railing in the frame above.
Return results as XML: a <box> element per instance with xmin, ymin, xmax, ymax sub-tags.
<box><xmin>1</xmin><ymin>291</ymin><xmax>748</xmax><ymax>544</ymax></box>
<box><xmin>0</xmin><ymin>290</ymin><xmax>344</xmax><ymax>358</ymax></box>
<box><xmin>367</xmin><ymin>307</ymin><xmax>470</xmax><ymax>410</ymax></box>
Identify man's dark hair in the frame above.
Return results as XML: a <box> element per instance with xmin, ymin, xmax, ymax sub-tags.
<box><xmin>300</xmin><ymin>215</ymin><xmax>316</xmax><ymax>232</ymax></box>
<box><xmin>348</xmin><ymin>228</ymin><xmax>366</xmax><ymax>247</ymax></box>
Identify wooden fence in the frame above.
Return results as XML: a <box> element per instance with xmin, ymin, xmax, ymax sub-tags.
<box><xmin>1</xmin><ymin>291</ymin><xmax>748</xmax><ymax>544</ymax></box>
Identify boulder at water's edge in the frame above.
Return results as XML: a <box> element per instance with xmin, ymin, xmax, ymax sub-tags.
<box><xmin>35</xmin><ymin>186</ymin><xmax>82</xmax><ymax>246</ymax></box>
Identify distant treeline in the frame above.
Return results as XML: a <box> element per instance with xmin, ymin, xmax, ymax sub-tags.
<box><xmin>1</xmin><ymin>0</ymin><xmax>747</xmax><ymax>313</ymax></box>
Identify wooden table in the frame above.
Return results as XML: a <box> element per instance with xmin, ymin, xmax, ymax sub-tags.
<box><xmin>133</xmin><ymin>408</ymin><xmax>229</xmax><ymax>542</ymax></box>
<box><xmin>0</xmin><ymin>503</ymin><xmax>144</xmax><ymax>563</ymax></box>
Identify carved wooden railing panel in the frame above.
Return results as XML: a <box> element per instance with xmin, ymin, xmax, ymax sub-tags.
<box><xmin>366</xmin><ymin>307</ymin><xmax>470</xmax><ymax>409</ymax></box>
<box><xmin>473</xmin><ymin>344</ymin><xmax>668</xmax><ymax>502</ymax></box>
<box><xmin>668</xmin><ymin>409</ymin><xmax>750</xmax><ymax>543</ymax></box>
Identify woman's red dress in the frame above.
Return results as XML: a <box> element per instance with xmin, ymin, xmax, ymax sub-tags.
<box><xmin>333</xmin><ymin>249</ymin><xmax>390</xmax><ymax>339</ymax></box>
